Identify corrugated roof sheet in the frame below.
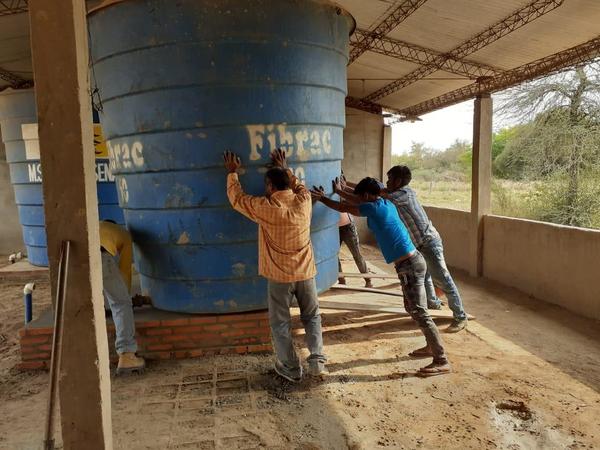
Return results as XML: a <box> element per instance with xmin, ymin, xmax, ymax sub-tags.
<box><xmin>342</xmin><ymin>0</ymin><xmax>600</xmax><ymax>115</ymax></box>
<box><xmin>1</xmin><ymin>1</ymin><xmax>599</xmax><ymax>116</ymax></box>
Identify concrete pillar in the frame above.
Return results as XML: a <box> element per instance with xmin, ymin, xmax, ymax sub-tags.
<box><xmin>469</xmin><ymin>94</ymin><xmax>493</xmax><ymax>277</ymax></box>
<box><xmin>343</xmin><ymin>107</ymin><xmax>384</xmax><ymax>241</ymax></box>
<box><xmin>0</xmin><ymin>128</ymin><xmax>23</xmax><ymax>254</ymax></box>
<box><xmin>28</xmin><ymin>1</ymin><xmax>113</xmax><ymax>448</ymax></box>
<box><xmin>382</xmin><ymin>125</ymin><xmax>392</xmax><ymax>179</ymax></box>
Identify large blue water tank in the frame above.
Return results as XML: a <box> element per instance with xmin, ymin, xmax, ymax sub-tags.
<box><xmin>0</xmin><ymin>88</ymin><xmax>124</xmax><ymax>266</ymax></box>
<box><xmin>88</xmin><ymin>0</ymin><xmax>354</xmax><ymax>313</ymax></box>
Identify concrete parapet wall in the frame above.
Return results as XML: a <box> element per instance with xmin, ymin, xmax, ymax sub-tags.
<box><xmin>483</xmin><ymin>215</ymin><xmax>600</xmax><ymax>321</ymax></box>
<box><xmin>424</xmin><ymin>206</ymin><xmax>471</xmax><ymax>272</ymax></box>
<box><xmin>424</xmin><ymin>206</ymin><xmax>600</xmax><ymax>321</ymax></box>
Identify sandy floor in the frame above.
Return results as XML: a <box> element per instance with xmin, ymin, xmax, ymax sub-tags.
<box><xmin>1</xmin><ymin>248</ymin><xmax>599</xmax><ymax>450</ymax></box>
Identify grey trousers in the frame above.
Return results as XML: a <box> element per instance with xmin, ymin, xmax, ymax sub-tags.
<box><xmin>267</xmin><ymin>278</ymin><xmax>326</xmax><ymax>376</ymax></box>
<box><xmin>101</xmin><ymin>251</ymin><xmax>137</xmax><ymax>354</ymax></box>
<box><xmin>338</xmin><ymin>222</ymin><xmax>368</xmax><ymax>275</ymax></box>
<box><xmin>395</xmin><ymin>252</ymin><xmax>447</xmax><ymax>364</ymax></box>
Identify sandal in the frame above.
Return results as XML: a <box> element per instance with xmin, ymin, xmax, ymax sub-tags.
<box><xmin>417</xmin><ymin>361</ymin><xmax>451</xmax><ymax>377</ymax></box>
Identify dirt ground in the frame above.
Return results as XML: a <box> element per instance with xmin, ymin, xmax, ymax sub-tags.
<box><xmin>1</xmin><ymin>248</ymin><xmax>599</xmax><ymax>450</ymax></box>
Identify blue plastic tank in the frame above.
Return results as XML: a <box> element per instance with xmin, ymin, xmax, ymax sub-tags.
<box><xmin>88</xmin><ymin>0</ymin><xmax>354</xmax><ymax>313</ymax></box>
<box><xmin>0</xmin><ymin>88</ymin><xmax>124</xmax><ymax>266</ymax></box>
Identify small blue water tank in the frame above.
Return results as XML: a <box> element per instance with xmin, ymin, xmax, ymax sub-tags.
<box><xmin>0</xmin><ymin>88</ymin><xmax>124</xmax><ymax>266</ymax></box>
<box><xmin>88</xmin><ymin>0</ymin><xmax>354</xmax><ymax>313</ymax></box>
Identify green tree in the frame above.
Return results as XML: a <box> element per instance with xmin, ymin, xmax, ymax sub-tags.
<box><xmin>496</xmin><ymin>60</ymin><xmax>600</xmax><ymax>227</ymax></box>
<box><xmin>493</xmin><ymin>124</ymin><xmax>529</xmax><ymax>178</ymax></box>
<box><xmin>391</xmin><ymin>141</ymin><xmax>434</xmax><ymax>170</ymax></box>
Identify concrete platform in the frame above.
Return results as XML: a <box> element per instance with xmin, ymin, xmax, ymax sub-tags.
<box><xmin>0</xmin><ymin>259</ymin><xmax>48</xmax><ymax>281</ymax></box>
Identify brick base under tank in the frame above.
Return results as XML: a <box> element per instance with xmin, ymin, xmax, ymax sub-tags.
<box><xmin>18</xmin><ymin>307</ymin><xmax>272</xmax><ymax>370</ymax></box>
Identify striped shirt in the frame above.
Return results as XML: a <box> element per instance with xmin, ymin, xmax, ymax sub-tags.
<box><xmin>387</xmin><ymin>187</ymin><xmax>438</xmax><ymax>248</ymax></box>
<box><xmin>226</xmin><ymin>171</ymin><xmax>316</xmax><ymax>283</ymax></box>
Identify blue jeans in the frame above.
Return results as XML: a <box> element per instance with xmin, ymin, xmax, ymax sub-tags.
<box><xmin>420</xmin><ymin>236</ymin><xmax>467</xmax><ymax>321</ymax></box>
<box><xmin>267</xmin><ymin>278</ymin><xmax>326</xmax><ymax>378</ymax></box>
<box><xmin>101</xmin><ymin>251</ymin><xmax>138</xmax><ymax>354</ymax></box>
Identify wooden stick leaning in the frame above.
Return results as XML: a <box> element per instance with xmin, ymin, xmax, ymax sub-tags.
<box><xmin>43</xmin><ymin>240</ymin><xmax>70</xmax><ymax>450</ymax></box>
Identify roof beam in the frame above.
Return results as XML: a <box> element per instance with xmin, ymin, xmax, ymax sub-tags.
<box><xmin>0</xmin><ymin>0</ymin><xmax>27</xmax><ymax>16</ymax></box>
<box><xmin>363</xmin><ymin>0</ymin><xmax>564</xmax><ymax>102</ymax></box>
<box><xmin>345</xmin><ymin>96</ymin><xmax>405</xmax><ymax>117</ymax></box>
<box><xmin>351</xmin><ymin>29</ymin><xmax>505</xmax><ymax>79</ymax></box>
<box><xmin>0</xmin><ymin>67</ymin><xmax>32</xmax><ymax>89</ymax></box>
<box><xmin>348</xmin><ymin>0</ymin><xmax>428</xmax><ymax>65</ymax></box>
<box><xmin>399</xmin><ymin>36</ymin><xmax>600</xmax><ymax>117</ymax></box>
<box><xmin>345</xmin><ymin>96</ymin><xmax>383</xmax><ymax>114</ymax></box>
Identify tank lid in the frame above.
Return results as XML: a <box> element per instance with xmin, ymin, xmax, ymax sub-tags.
<box><xmin>88</xmin><ymin>0</ymin><xmax>356</xmax><ymax>35</ymax></box>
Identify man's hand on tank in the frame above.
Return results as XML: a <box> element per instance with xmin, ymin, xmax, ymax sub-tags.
<box><xmin>223</xmin><ymin>150</ymin><xmax>242</xmax><ymax>173</ymax></box>
<box><xmin>339</xmin><ymin>172</ymin><xmax>348</xmax><ymax>190</ymax></box>
<box><xmin>310</xmin><ymin>185</ymin><xmax>326</xmax><ymax>201</ymax></box>
<box><xmin>332</xmin><ymin>177</ymin><xmax>343</xmax><ymax>194</ymax></box>
<box><xmin>270</xmin><ymin>148</ymin><xmax>287</xmax><ymax>169</ymax></box>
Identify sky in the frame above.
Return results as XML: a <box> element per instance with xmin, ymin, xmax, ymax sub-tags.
<box><xmin>391</xmin><ymin>100</ymin><xmax>474</xmax><ymax>154</ymax></box>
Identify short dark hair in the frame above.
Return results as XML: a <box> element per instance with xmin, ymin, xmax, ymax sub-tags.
<box><xmin>387</xmin><ymin>165</ymin><xmax>412</xmax><ymax>187</ymax></box>
<box><xmin>103</xmin><ymin>219</ymin><xmax>117</xmax><ymax>224</ymax></box>
<box><xmin>265</xmin><ymin>167</ymin><xmax>291</xmax><ymax>190</ymax></box>
<box><xmin>353</xmin><ymin>177</ymin><xmax>382</xmax><ymax>196</ymax></box>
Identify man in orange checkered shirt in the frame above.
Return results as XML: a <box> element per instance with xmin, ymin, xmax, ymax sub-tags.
<box><xmin>224</xmin><ymin>149</ymin><xmax>326</xmax><ymax>382</ymax></box>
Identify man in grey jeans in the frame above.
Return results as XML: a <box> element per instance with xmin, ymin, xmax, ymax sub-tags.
<box><xmin>224</xmin><ymin>149</ymin><xmax>326</xmax><ymax>382</ymax></box>
<box><xmin>312</xmin><ymin>177</ymin><xmax>450</xmax><ymax>375</ymax></box>
<box><xmin>385</xmin><ymin>166</ymin><xmax>469</xmax><ymax>333</ymax></box>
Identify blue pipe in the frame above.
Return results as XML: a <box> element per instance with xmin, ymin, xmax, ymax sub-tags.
<box><xmin>23</xmin><ymin>282</ymin><xmax>35</xmax><ymax>324</ymax></box>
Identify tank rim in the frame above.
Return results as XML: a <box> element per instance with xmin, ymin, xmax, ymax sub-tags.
<box><xmin>87</xmin><ymin>0</ymin><xmax>356</xmax><ymax>35</ymax></box>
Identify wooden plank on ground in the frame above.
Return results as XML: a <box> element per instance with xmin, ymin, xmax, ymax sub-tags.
<box><xmin>339</xmin><ymin>272</ymin><xmax>399</xmax><ymax>279</ymax></box>
<box><xmin>320</xmin><ymin>300</ymin><xmax>459</xmax><ymax>319</ymax></box>
<box><xmin>331</xmin><ymin>284</ymin><xmax>402</xmax><ymax>297</ymax></box>
<box><xmin>320</xmin><ymin>300</ymin><xmax>409</xmax><ymax>315</ymax></box>
<box><xmin>320</xmin><ymin>299</ymin><xmax>475</xmax><ymax>320</ymax></box>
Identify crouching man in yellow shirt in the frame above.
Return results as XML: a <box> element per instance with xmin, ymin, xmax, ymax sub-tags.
<box><xmin>224</xmin><ymin>149</ymin><xmax>326</xmax><ymax>382</ymax></box>
<box><xmin>99</xmin><ymin>220</ymin><xmax>145</xmax><ymax>374</ymax></box>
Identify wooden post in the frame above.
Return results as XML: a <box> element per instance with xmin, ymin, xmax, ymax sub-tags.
<box><xmin>382</xmin><ymin>124</ymin><xmax>392</xmax><ymax>180</ymax></box>
<box><xmin>469</xmin><ymin>94</ymin><xmax>493</xmax><ymax>277</ymax></box>
<box><xmin>28</xmin><ymin>1</ymin><xmax>113</xmax><ymax>448</ymax></box>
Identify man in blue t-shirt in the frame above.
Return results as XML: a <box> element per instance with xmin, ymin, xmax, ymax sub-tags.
<box><xmin>311</xmin><ymin>177</ymin><xmax>450</xmax><ymax>376</ymax></box>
